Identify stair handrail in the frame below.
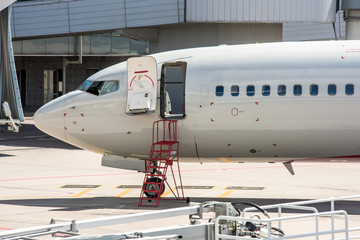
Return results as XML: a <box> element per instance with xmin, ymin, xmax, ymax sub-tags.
<box><xmin>152</xmin><ymin>120</ymin><xmax>178</xmax><ymax>144</ymax></box>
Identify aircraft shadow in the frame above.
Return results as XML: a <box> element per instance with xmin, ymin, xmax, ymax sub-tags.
<box><xmin>0</xmin><ymin>197</ymin><xmax>359</xmax><ymax>215</ymax></box>
<box><xmin>0</xmin><ymin>123</ymin><xmax>78</xmax><ymax>150</ymax></box>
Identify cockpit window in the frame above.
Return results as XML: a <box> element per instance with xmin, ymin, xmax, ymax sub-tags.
<box><xmin>101</xmin><ymin>81</ymin><xmax>119</xmax><ymax>94</ymax></box>
<box><xmin>78</xmin><ymin>80</ymin><xmax>118</xmax><ymax>96</ymax></box>
<box><xmin>77</xmin><ymin>80</ymin><xmax>93</xmax><ymax>91</ymax></box>
<box><xmin>86</xmin><ymin>81</ymin><xmax>105</xmax><ymax>96</ymax></box>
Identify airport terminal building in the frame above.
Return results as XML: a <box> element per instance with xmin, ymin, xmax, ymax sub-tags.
<box><xmin>9</xmin><ymin>0</ymin><xmax>354</xmax><ymax>109</ymax></box>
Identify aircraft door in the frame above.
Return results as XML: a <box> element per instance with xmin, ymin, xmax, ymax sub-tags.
<box><xmin>160</xmin><ymin>62</ymin><xmax>187</xmax><ymax>119</ymax></box>
<box><xmin>126</xmin><ymin>56</ymin><xmax>157</xmax><ymax>114</ymax></box>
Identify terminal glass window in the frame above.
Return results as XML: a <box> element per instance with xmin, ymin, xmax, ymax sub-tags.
<box><xmin>310</xmin><ymin>84</ymin><xmax>318</xmax><ymax>96</ymax></box>
<box><xmin>328</xmin><ymin>84</ymin><xmax>337</xmax><ymax>96</ymax></box>
<box><xmin>247</xmin><ymin>85</ymin><xmax>255</xmax><ymax>96</ymax></box>
<box><xmin>262</xmin><ymin>85</ymin><xmax>270</xmax><ymax>96</ymax></box>
<box><xmin>278</xmin><ymin>85</ymin><xmax>286</xmax><ymax>96</ymax></box>
<box><xmin>346</xmin><ymin>84</ymin><xmax>354</xmax><ymax>96</ymax></box>
<box><xmin>13</xmin><ymin>33</ymin><xmax>149</xmax><ymax>56</ymax></box>
<box><xmin>91</xmin><ymin>34</ymin><xmax>111</xmax><ymax>55</ymax></box>
<box><xmin>112</xmin><ymin>36</ymin><xmax>130</xmax><ymax>54</ymax></box>
<box><xmin>231</xmin><ymin>85</ymin><xmax>239</xmax><ymax>96</ymax></box>
<box><xmin>216</xmin><ymin>86</ymin><xmax>224</xmax><ymax>96</ymax></box>
<box><xmin>293</xmin><ymin>85</ymin><xmax>302</xmax><ymax>96</ymax></box>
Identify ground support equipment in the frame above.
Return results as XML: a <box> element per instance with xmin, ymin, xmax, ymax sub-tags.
<box><xmin>1</xmin><ymin>196</ymin><xmax>360</xmax><ymax>240</ymax></box>
<box><xmin>138</xmin><ymin>120</ymin><xmax>185</xmax><ymax>207</ymax></box>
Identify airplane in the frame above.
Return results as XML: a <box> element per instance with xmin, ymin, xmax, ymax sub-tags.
<box><xmin>33</xmin><ymin>40</ymin><xmax>360</xmax><ymax>197</ymax></box>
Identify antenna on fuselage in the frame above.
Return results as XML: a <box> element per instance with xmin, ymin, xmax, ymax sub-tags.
<box><xmin>283</xmin><ymin>161</ymin><xmax>295</xmax><ymax>175</ymax></box>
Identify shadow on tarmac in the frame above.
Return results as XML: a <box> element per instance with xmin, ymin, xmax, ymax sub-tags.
<box><xmin>0</xmin><ymin>197</ymin><xmax>359</xmax><ymax>215</ymax></box>
<box><xmin>0</xmin><ymin>123</ymin><xmax>78</xmax><ymax>150</ymax></box>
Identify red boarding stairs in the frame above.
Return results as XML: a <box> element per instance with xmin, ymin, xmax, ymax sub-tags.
<box><xmin>138</xmin><ymin>120</ymin><xmax>185</xmax><ymax>207</ymax></box>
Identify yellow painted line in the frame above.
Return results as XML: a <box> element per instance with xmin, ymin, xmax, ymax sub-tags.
<box><xmin>115</xmin><ymin>189</ymin><xmax>133</xmax><ymax>197</ymax></box>
<box><xmin>71</xmin><ymin>185</ymin><xmax>102</xmax><ymax>197</ymax></box>
<box><xmin>219</xmin><ymin>157</ymin><xmax>232</xmax><ymax>163</ymax></box>
<box><xmin>161</xmin><ymin>187</ymin><xmax>177</xmax><ymax>197</ymax></box>
<box><xmin>72</xmin><ymin>188</ymin><xmax>94</xmax><ymax>197</ymax></box>
<box><xmin>218</xmin><ymin>190</ymin><xmax>234</xmax><ymax>198</ymax></box>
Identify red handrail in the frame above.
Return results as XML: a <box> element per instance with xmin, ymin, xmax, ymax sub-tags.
<box><xmin>152</xmin><ymin>120</ymin><xmax>178</xmax><ymax>144</ymax></box>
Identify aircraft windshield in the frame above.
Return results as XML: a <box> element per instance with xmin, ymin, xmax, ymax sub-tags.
<box><xmin>77</xmin><ymin>79</ymin><xmax>118</xmax><ymax>96</ymax></box>
<box><xmin>86</xmin><ymin>81</ymin><xmax>105</xmax><ymax>96</ymax></box>
<box><xmin>77</xmin><ymin>80</ymin><xmax>93</xmax><ymax>91</ymax></box>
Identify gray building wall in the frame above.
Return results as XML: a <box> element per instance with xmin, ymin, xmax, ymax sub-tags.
<box><xmin>11</xmin><ymin>0</ymin><xmax>336</xmax><ymax>40</ymax></box>
<box><xmin>283</xmin><ymin>11</ymin><xmax>346</xmax><ymax>41</ymax></box>
<box><xmin>11</xmin><ymin>0</ymin><xmax>185</xmax><ymax>39</ymax></box>
<box><xmin>151</xmin><ymin>23</ymin><xmax>282</xmax><ymax>53</ymax></box>
<box><xmin>186</xmin><ymin>0</ymin><xmax>336</xmax><ymax>23</ymax></box>
<box><xmin>15</xmin><ymin>56</ymin><xmax>127</xmax><ymax>107</ymax></box>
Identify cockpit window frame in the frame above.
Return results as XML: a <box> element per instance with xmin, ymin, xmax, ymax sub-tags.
<box><xmin>101</xmin><ymin>80</ymin><xmax>120</xmax><ymax>95</ymax></box>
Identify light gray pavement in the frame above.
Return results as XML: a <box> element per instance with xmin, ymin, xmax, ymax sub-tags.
<box><xmin>0</xmin><ymin>120</ymin><xmax>359</xmax><ymax>238</ymax></box>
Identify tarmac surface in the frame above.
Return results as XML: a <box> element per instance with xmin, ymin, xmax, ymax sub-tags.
<box><xmin>0</xmin><ymin>119</ymin><xmax>359</xmax><ymax>238</ymax></box>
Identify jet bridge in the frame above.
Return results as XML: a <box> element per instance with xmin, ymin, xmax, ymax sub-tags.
<box><xmin>1</xmin><ymin>196</ymin><xmax>359</xmax><ymax>240</ymax></box>
<box><xmin>0</xmin><ymin>2</ymin><xmax>24</xmax><ymax>132</ymax></box>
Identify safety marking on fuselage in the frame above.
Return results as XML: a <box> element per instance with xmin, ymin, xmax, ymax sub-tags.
<box><xmin>225</xmin><ymin>186</ymin><xmax>265</xmax><ymax>190</ymax></box>
<box><xmin>177</xmin><ymin>186</ymin><xmax>215</xmax><ymax>189</ymax></box>
<box><xmin>218</xmin><ymin>190</ymin><xmax>234</xmax><ymax>198</ymax></box>
<box><xmin>219</xmin><ymin>157</ymin><xmax>232</xmax><ymax>163</ymax></box>
<box><xmin>60</xmin><ymin>185</ymin><xmax>101</xmax><ymax>188</ymax></box>
<box><xmin>116</xmin><ymin>185</ymin><xmax>142</xmax><ymax>188</ymax></box>
<box><xmin>115</xmin><ymin>189</ymin><xmax>133</xmax><ymax>197</ymax></box>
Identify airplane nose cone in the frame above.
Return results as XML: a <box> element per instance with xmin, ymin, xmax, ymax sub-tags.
<box><xmin>33</xmin><ymin>96</ymin><xmax>66</xmax><ymax>142</ymax></box>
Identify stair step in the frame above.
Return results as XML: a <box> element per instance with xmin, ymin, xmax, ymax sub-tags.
<box><xmin>146</xmin><ymin>166</ymin><xmax>167</xmax><ymax>169</ymax></box>
<box><xmin>144</xmin><ymin>175</ymin><xmax>166</xmax><ymax>178</ymax></box>
<box><xmin>149</xmin><ymin>158</ymin><xmax>169</xmax><ymax>161</ymax></box>
<box><xmin>153</xmin><ymin>141</ymin><xmax>178</xmax><ymax>145</ymax></box>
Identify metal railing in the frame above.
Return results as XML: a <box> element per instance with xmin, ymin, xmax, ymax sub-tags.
<box><xmin>215</xmin><ymin>195</ymin><xmax>360</xmax><ymax>240</ymax></box>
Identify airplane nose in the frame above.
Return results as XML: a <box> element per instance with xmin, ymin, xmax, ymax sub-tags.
<box><xmin>33</xmin><ymin>96</ymin><xmax>66</xmax><ymax>142</ymax></box>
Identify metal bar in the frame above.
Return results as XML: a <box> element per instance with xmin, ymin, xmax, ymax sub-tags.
<box><xmin>242</xmin><ymin>195</ymin><xmax>360</xmax><ymax>215</ymax></box>
<box><xmin>267</xmin><ymin>221</ymin><xmax>271</xmax><ymax>239</ymax></box>
<box><xmin>242</xmin><ymin>204</ymin><xmax>319</xmax><ymax>220</ymax></box>
<box><xmin>316</xmin><ymin>215</ymin><xmax>319</xmax><ymax>240</ymax></box>
<box><xmin>7</xmin><ymin>5</ymin><xmax>24</xmax><ymax>122</ymax></box>
<box><xmin>332</xmin><ymin>199</ymin><xmax>336</xmax><ymax>240</ymax></box>
<box><xmin>136</xmin><ymin>234</ymin><xmax>179</xmax><ymax>240</ymax></box>
<box><xmin>216</xmin><ymin>227</ymin><xmax>352</xmax><ymax>240</ymax></box>
<box><xmin>0</xmin><ymin>205</ymin><xmax>201</xmax><ymax>239</ymax></box>
<box><xmin>336</xmin><ymin>227</ymin><xmax>360</xmax><ymax>240</ymax></box>
<box><xmin>216</xmin><ymin>210</ymin><xmax>350</xmax><ymax>240</ymax></box>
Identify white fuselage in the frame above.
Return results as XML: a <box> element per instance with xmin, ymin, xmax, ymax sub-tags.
<box><xmin>34</xmin><ymin>41</ymin><xmax>360</xmax><ymax>163</ymax></box>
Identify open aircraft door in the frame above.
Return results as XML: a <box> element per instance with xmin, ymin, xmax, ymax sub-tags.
<box><xmin>126</xmin><ymin>56</ymin><xmax>157</xmax><ymax>114</ymax></box>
